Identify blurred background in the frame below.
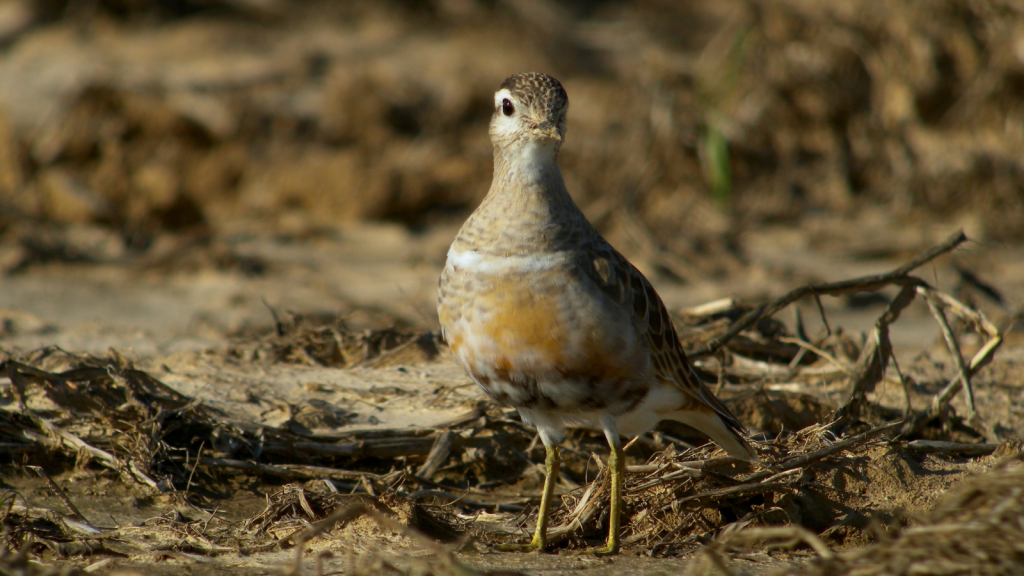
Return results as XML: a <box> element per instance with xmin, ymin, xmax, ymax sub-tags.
<box><xmin>0</xmin><ymin>0</ymin><xmax>1021</xmax><ymax>344</ymax></box>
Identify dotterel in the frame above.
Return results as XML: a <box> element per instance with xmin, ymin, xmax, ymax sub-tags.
<box><xmin>437</xmin><ymin>72</ymin><xmax>756</xmax><ymax>555</ymax></box>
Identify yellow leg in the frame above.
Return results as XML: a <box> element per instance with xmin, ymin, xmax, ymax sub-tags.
<box><xmin>587</xmin><ymin>440</ymin><xmax>623</xmax><ymax>555</ymax></box>
<box><xmin>498</xmin><ymin>445</ymin><xmax>560</xmax><ymax>552</ymax></box>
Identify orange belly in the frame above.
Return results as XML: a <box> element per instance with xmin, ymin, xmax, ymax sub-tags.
<box><xmin>440</xmin><ymin>276</ymin><xmax>649</xmax><ymax>412</ymax></box>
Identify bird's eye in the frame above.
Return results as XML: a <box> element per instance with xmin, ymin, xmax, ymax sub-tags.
<box><xmin>501</xmin><ymin>98</ymin><xmax>514</xmax><ymax>116</ymax></box>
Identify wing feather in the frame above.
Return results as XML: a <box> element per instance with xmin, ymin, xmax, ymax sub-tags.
<box><xmin>581</xmin><ymin>241</ymin><xmax>749</xmax><ymax>437</ymax></box>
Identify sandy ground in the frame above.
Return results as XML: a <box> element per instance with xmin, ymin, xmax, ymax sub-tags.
<box><xmin>5</xmin><ymin>220</ymin><xmax>1022</xmax><ymax>356</ymax></box>
<box><xmin>1</xmin><ymin>1</ymin><xmax>1023</xmax><ymax>574</ymax></box>
<box><xmin>2</xmin><ymin>221</ymin><xmax>1023</xmax><ymax>575</ymax></box>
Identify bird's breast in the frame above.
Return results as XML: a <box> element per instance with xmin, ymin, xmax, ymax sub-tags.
<box><xmin>438</xmin><ymin>249</ymin><xmax>650</xmax><ymax>413</ymax></box>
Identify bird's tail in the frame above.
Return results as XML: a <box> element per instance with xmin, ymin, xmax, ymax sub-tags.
<box><xmin>663</xmin><ymin>408</ymin><xmax>758</xmax><ymax>462</ymax></box>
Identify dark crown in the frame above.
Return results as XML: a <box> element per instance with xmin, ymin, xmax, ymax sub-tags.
<box><xmin>499</xmin><ymin>72</ymin><xmax>568</xmax><ymax>118</ymax></box>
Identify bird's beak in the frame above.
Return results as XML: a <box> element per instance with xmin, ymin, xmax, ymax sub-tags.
<box><xmin>536</xmin><ymin>122</ymin><xmax>563</xmax><ymax>143</ymax></box>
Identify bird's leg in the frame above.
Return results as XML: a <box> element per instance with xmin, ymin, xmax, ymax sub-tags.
<box><xmin>587</xmin><ymin>437</ymin><xmax>623</xmax><ymax>556</ymax></box>
<box><xmin>498</xmin><ymin>444</ymin><xmax>560</xmax><ymax>552</ymax></box>
<box><xmin>533</xmin><ymin>445</ymin><xmax>560</xmax><ymax>546</ymax></box>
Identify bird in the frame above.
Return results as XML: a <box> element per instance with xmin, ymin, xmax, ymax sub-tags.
<box><xmin>437</xmin><ymin>72</ymin><xmax>756</xmax><ymax>555</ymax></box>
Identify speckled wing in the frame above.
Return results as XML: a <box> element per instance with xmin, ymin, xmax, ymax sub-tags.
<box><xmin>580</xmin><ymin>240</ymin><xmax>750</xmax><ymax>437</ymax></box>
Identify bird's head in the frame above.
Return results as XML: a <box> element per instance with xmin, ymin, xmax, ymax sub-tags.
<box><xmin>489</xmin><ymin>72</ymin><xmax>568</xmax><ymax>160</ymax></box>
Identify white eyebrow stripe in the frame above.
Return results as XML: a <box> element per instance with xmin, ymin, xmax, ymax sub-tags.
<box><xmin>494</xmin><ymin>88</ymin><xmax>513</xmax><ymax>107</ymax></box>
<box><xmin>446</xmin><ymin>247</ymin><xmax>565</xmax><ymax>274</ymax></box>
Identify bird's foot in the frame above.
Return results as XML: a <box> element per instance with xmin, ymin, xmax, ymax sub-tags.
<box><xmin>575</xmin><ymin>540</ymin><xmax>619</xmax><ymax>556</ymax></box>
<box><xmin>496</xmin><ymin>538</ymin><xmax>546</xmax><ymax>553</ymax></box>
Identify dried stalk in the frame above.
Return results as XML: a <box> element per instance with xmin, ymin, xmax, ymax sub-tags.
<box><xmin>659</xmin><ymin>480</ymin><xmax>794</xmax><ymax>511</ymax></box>
<box><xmin>719</xmin><ymin>526</ymin><xmax>836</xmax><ymax>560</ymax></box>
<box><xmin>920</xmin><ymin>287</ymin><xmax>976</xmax><ymax>417</ymax></box>
<box><xmin>830</xmin><ymin>284</ymin><xmax>919</xmax><ymax>424</ymax></box>
<box><xmin>25</xmin><ymin>467</ymin><xmax>93</xmax><ymax>528</ymax></box>
<box><xmin>742</xmin><ymin>421</ymin><xmax>902</xmax><ymax>483</ymax></box>
<box><xmin>263</xmin><ymin>436</ymin><xmax>437</xmax><ymax>459</ymax></box>
<box><xmin>415</xmin><ymin>430</ymin><xmax>457</xmax><ymax>478</ymax></box>
<box><xmin>697</xmin><ymin>230</ymin><xmax>967</xmax><ymax>357</ymax></box>
<box><xmin>198</xmin><ymin>457</ymin><xmax>384</xmax><ymax>482</ymax></box>
<box><xmin>900</xmin><ymin>289</ymin><xmax>1003</xmax><ymax>439</ymax></box>
<box><xmin>903</xmin><ymin>440</ymin><xmax>999</xmax><ymax>456</ymax></box>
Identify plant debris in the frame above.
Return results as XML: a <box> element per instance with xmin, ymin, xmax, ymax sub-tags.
<box><xmin>1</xmin><ymin>232</ymin><xmax>1022</xmax><ymax>574</ymax></box>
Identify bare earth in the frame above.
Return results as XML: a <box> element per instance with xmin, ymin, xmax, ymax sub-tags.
<box><xmin>1</xmin><ymin>1</ymin><xmax>1023</xmax><ymax>575</ymax></box>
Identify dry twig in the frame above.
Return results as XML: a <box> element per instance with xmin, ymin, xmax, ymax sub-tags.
<box><xmin>696</xmin><ymin>230</ymin><xmax>967</xmax><ymax>357</ymax></box>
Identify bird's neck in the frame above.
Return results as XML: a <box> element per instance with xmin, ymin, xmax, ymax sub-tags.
<box><xmin>452</xmin><ymin>142</ymin><xmax>587</xmax><ymax>256</ymax></box>
<box><xmin>490</xmin><ymin>141</ymin><xmax>572</xmax><ymax>208</ymax></box>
